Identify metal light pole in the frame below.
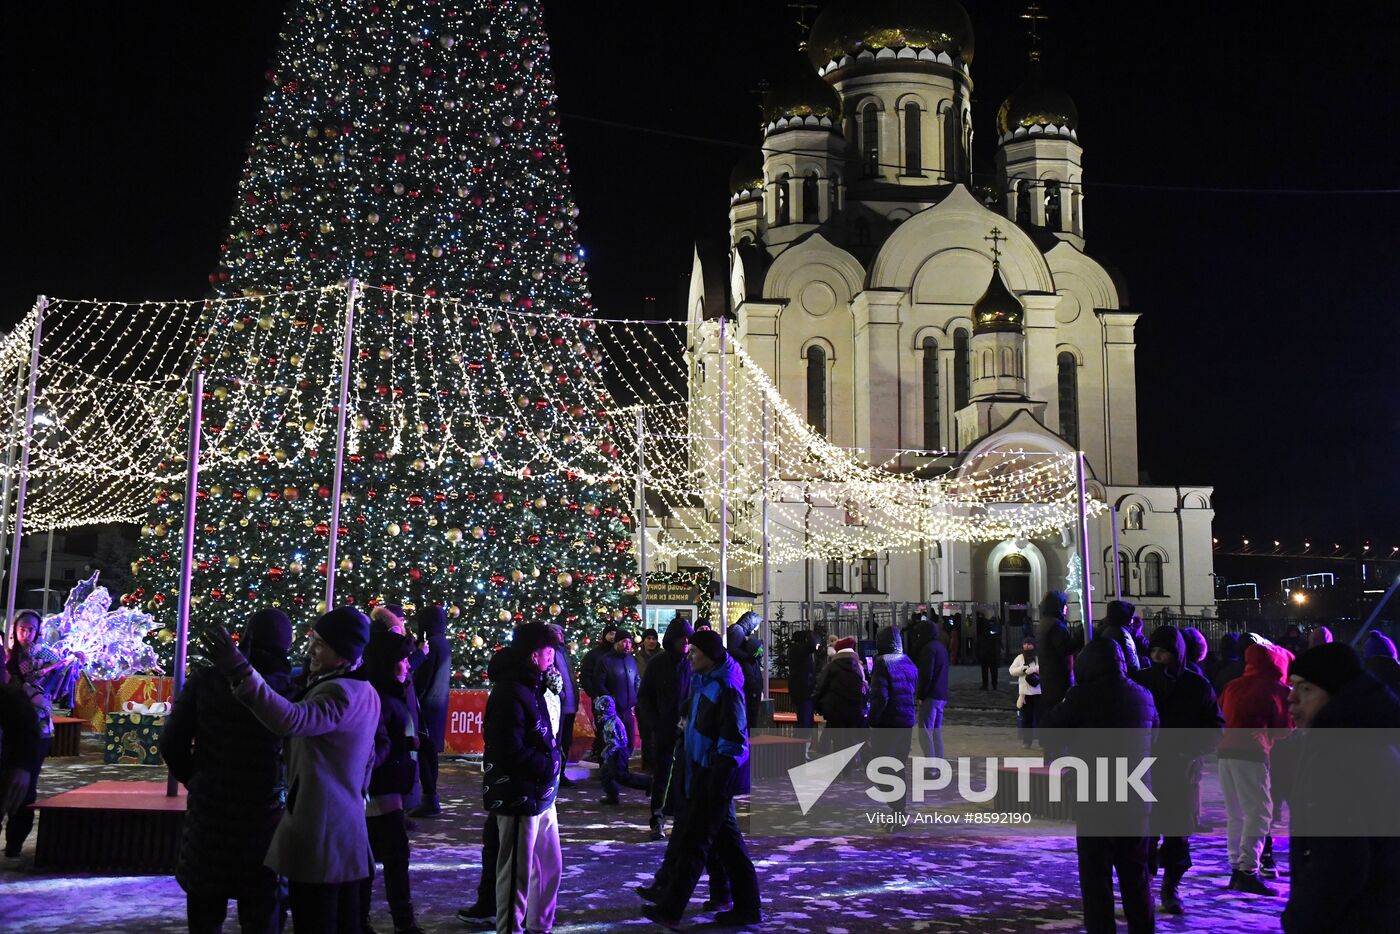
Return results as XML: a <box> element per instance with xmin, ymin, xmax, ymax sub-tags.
<box><xmin>718</xmin><ymin>318</ymin><xmax>729</xmax><ymax>644</ymax></box>
<box><xmin>1075</xmin><ymin>452</ymin><xmax>1094</xmax><ymax>640</ymax></box>
<box><xmin>5</xmin><ymin>297</ymin><xmax>45</xmax><ymax>632</ymax></box>
<box><xmin>636</xmin><ymin>408</ymin><xmax>648</xmax><ymax>631</ymax></box>
<box><xmin>168</xmin><ymin>370</ymin><xmax>204</xmax><ymax>798</ymax></box>
<box><xmin>760</xmin><ymin>398</ymin><xmax>771</xmax><ymax>701</ymax></box>
<box><xmin>325</xmin><ymin>280</ymin><xmax>358</xmax><ymax>610</ymax></box>
<box><xmin>0</xmin><ymin>360</ymin><xmax>28</xmax><ymax>620</ymax></box>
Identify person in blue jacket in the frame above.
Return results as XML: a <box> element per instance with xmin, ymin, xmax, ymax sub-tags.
<box><xmin>643</xmin><ymin>629</ymin><xmax>761</xmax><ymax>928</ymax></box>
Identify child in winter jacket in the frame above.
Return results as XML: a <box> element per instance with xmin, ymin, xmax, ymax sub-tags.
<box><xmin>594</xmin><ymin>694</ymin><xmax>648</xmax><ymax>804</ymax></box>
<box><xmin>361</xmin><ymin>630</ymin><xmax>424</xmax><ymax>934</ymax></box>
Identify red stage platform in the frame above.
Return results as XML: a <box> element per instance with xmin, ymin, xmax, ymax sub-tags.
<box><xmin>33</xmin><ymin>781</ymin><xmax>186</xmax><ymax>873</ymax></box>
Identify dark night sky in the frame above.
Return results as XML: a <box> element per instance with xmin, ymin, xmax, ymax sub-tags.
<box><xmin>4</xmin><ymin>1</ymin><xmax>1398</xmax><ymax>549</ymax></box>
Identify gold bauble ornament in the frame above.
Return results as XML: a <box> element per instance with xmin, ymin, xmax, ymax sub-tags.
<box><xmin>226</xmin><ymin>555</ymin><xmax>240</xmax><ymax>567</ymax></box>
<box><xmin>339</xmin><ymin>558</ymin><xmax>354</xmax><ymax>571</ymax></box>
<box><xmin>510</xmin><ymin>569</ymin><xmax>524</xmax><ymax>583</ymax></box>
<box><xmin>549</xmin><ymin>603</ymin><xmax>562</xmax><ymax>616</ymax></box>
<box><xmin>471</xmin><ymin>634</ymin><xmax>485</xmax><ymax>648</ymax></box>
<box><xmin>497</xmin><ymin>609</ymin><xmax>512</xmax><ymax>623</ymax></box>
<box><xmin>448</xmin><ymin>605</ymin><xmax>461</xmax><ymax>618</ymax></box>
<box><xmin>446</xmin><ymin>528</ymin><xmax>463</xmax><ymax>543</ymax></box>
<box><xmin>387</xmin><ymin>522</ymin><xmax>402</xmax><ymax>536</ymax></box>
<box><xmin>556</xmin><ymin>572</ymin><xmax>573</xmax><ymax>587</ymax></box>
<box><xmin>247</xmin><ymin>486</ymin><xmax>263</xmax><ymax>501</ymax></box>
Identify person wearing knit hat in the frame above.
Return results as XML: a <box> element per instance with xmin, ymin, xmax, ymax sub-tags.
<box><xmin>831</xmin><ymin>636</ymin><xmax>856</xmax><ymax>653</ymax></box>
<box><xmin>812</xmin><ymin>633</ymin><xmax>868</xmax><ymax>762</ymax></box>
<box><xmin>359</xmin><ymin>629</ymin><xmax>424</xmax><ymax>934</ymax></box>
<box><xmin>643</xmin><ymin>615</ymin><xmax>760</xmax><ymax>927</ymax></box>
<box><xmin>1362</xmin><ymin>631</ymin><xmax>1400</xmax><ymax>695</ymax></box>
<box><xmin>579</xmin><ymin>624</ymin><xmax>621</xmax><ymax>763</ymax></box>
<box><xmin>1282</xmin><ymin>641</ymin><xmax>1400</xmax><ymax>933</ymax></box>
<box><xmin>161</xmin><ymin>608</ymin><xmax>295</xmax><ymax>930</ymax></box>
<box><xmin>198</xmin><ymin>608</ymin><xmax>381</xmax><ymax>931</ymax></box>
<box><xmin>1130</xmin><ymin>625</ymin><xmax>1224</xmax><ymax>915</ymax></box>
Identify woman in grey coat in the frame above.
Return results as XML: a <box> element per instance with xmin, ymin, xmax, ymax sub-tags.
<box><xmin>202</xmin><ymin>606</ymin><xmax>384</xmax><ymax>934</ymax></box>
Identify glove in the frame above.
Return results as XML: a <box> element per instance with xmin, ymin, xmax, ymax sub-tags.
<box><xmin>706</xmin><ymin>754</ymin><xmax>739</xmax><ymax>801</ymax></box>
<box><xmin>197</xmin><ymin>620</ymin><xmax>252</xmax><ymax>683</ymax></box>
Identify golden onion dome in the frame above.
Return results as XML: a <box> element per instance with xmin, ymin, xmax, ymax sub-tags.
<box><xmin>807</xmin><ymin>0</ymin><xmax>975</xmax><ymax>69</ymax></box>
<box><xmin>762</xmin><ymin>49</ymin><xmax>842</xmax><ymax>125</ymax></box>
<box><xmin>729</xmin><ymin>149</ymin><xmax>765</xmax><ymax>195</ymax></box>
<box><xmin>996</xmin><ymin>62</ymin><xmax>1078</xmax><ymax>137</ymax></box>
<box><xmin>972</xmin><ymin>263</ymin><xmax>1024</xmax><ymax>334</ymax></box>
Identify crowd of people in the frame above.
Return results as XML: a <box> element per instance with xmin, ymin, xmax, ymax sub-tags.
<box><xmin>1</xmin><ymin>590</ymin><xmax>1399</xmax><ymax>933</ymax></box>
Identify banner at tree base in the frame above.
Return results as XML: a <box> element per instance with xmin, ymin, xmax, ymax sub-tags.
<box><xmin>443</xmin><ymin>688</ymin><xmax>596</xmax><ymax>756</ymax></box>
<box><xmin>74</xmin><ymin>675</ymin><xmax>175</xmax><ymax>734</ymax></box>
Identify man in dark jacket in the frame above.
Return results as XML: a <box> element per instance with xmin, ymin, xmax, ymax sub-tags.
<box><xmin>598</xmin><ymin>631</ymin><xmax>641</xmax><ymax>757</ymax></box>
<box><xmin>785</xmin><ymin>629</ymin><xmax>822</xmax><ymax>736</ymax></box>
<box><xmin>483</xmin><ymin>623</ymin><xmax>563</xmax><ymax>934</ymax></box>
<box><xmin>360</xmin><ymin>630</ymin><xmax>423</xmax><ymax>934</ymax></box>
<box><xmin>408</xmin><ymin>606</ymin><xmax>451</xmax><ymax>818</ymax></box>
<box><xmin>1098</xmin><ymin>600</ymin><xmax>1142</xmax><ymax>673</ymax></box>
<box><xmin>637</xmin><ymin>618</ymin><xmax>693</xmax><ymax>840</ymax></box>
<box><xmin>727</xmin><ymin>611</ymin><xmax>765</xmax><ymax>729</ymax></box>
<box><xmin>1130</xmin><ymin>625</ymin><xmax>1224</xmax><ymax>915</ymax></box>
<box><xmin>812</xmin><ymin>636</ymin><xmax>868</xmax><ymax>756</ymax></box>
<box><xmin>547</xmin><ymin>624</ymin><xmax>578</xmax><ymax>780</ymax></box>
<box><xmin>643</xmin><ymin>630</ymin><xmax>761</xmax><ymax>928</ymax></box>
<box><xmin>975</xmin><ymin>613</ymin><xmax>1001</xmax><ymax>689</ymax></box>
<box><xmin>579</xmin><ymin>624</ymin><xmax>618</xmax><ymax>761</ymax></box>
<box><xmin>913</xmin><ymin>620</ymin><xmax>950</xmax><ymax>759</ymax></box>
<box><xmin>869</xmin><ymin>626</ymin><xmax>918</xmax><ymax>817</ymax></box>
<box><xmin>1283</xmin><ymin>643</ymin><xmax>1400</xmax><ymax>934</ymax></box>
<box><xmin>1037</xmin><ymin>591</ymin><xmax>1081</xmax><ymax>709</ymax></box>
<box><xmin>457</xmin><ymin>645</ymin><xmax>517</xmax><ymax>928</ymax></box>
<box><xmin>162</xmin><ymin>609</ymin><xmax>294</xmax><ymax>934</ymax></box>
<box><xmin>1042</xmin><ymin>639</ymin><xmax>1159</xmax><ymax>934</ymax></box>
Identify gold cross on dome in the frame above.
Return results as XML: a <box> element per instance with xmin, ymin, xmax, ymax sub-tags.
<box><xmin>985</xmin><ymin>227</ymin><xmax>1007</xmax><ymax>264</ymax></box>
<box><xmin>1022</xmin><ymin>1</ymin><xmax>1049</xmax><ymax>62</ymax></box>
<box><xmin>789</xmin><ymin>0</ymin><xmax>818</xmax><ymax>32</ymax></box>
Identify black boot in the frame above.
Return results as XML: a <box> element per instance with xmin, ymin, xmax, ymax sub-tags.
<box><xmin>1160</xmin><ymin>874</ymin><xmax>1184</xmax><ymax>914</ymax></box>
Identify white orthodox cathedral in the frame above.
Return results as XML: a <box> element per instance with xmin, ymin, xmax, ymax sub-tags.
<box><xmin>652</xmin><ymin>1</ymin><xmax>1216</xmax><ymax>632</ymax></box>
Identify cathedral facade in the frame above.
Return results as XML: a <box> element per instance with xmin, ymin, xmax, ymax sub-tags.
<box><xmin>658</xmin><ymin>2</ymin><xmax>1215</xmax><ymax>630</ymax></box>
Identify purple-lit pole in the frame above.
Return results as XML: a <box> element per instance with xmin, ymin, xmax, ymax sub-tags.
<box><xmin>4</xmin><ymin>297</ymin><xmax>45</xmax><ymax>636</ymax></box>
<box><xmin>1075</xmin><ymin>451</ymin><xmax>1094</xmax><ymax>640</ymax></box>
<box><xmin>325</xmin><ymin>280</ymin><xmax>358</xmax><ymax>610</ymax></box>
<box><xmin>168</xmin><ymin>370</ymin><xmax>204</xmax><ymax>798</ymax></box>
<box><xmin>718</xmin><ymin>317</ymin><xmax>728</xmax><ymax>646</ymax></box>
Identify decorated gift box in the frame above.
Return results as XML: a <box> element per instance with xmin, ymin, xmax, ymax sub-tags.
<box><xmin>102</xmin><ymin>702</ymin><xmax>170</xmax><ymax>765</ymax></box>
<box><xmin>74</xmin><ymin>674</ymin><xmax>175</xmax><ymax>734</ymax></box>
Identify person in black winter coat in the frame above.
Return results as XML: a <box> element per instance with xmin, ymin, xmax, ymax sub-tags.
<box><xmin>548</xmin><ymin>625</ymin><xmax>578</xmax><ymax>773</ymax></box>
<box><xmin>727</xmin><ymin>612</ymin><xmax>766</xmax><ymax>729</ymax></box>
<box><xmin>637</xmin><ymin>619</ymin><xmax>693</xmax><ymax>839</ymax></box>
<box><xmin>1283</xmin><ymin>643</ymin><xmax>1400</xmax><ymax>934</ymax></box>
<box><xmin>1129</xmin><ymin>625</ymin><xmax>1223</xmax><ymax>915</ymax></box>
<box><xmin>161</xmin><ymin>609</ymin><xmax>295</xmax><ymax>934</ymax></box>
<box><xmin>813</xmin><ymin>637</ymin><xmax>868</xmax><ymax>758</ymax></box>
<box><xmin>785</xmin><ymin>629</ymin><xmax>822</xmax><ymax>735</ymax></box>
<box><xmin>597</xmin><ymin>632</ymin><xmax>641</xmax><ymax>756</ymax></box>
<box><xmin>457</xmin><ymin>643</ymin><xmax>516</xmax><ymax>927</ymax></box>
<box><xmin>483</xmin><ymin>624</ymin><xmax>563</xmax><ymax>934</ymax></box>
<box><xmin>869</xmin><ymin>626</ymin><xmax>918</xmax><ymax>816</ymax></box>
<box><xmin>1098</xmin><ymin>600</ymin><xmax>1142</xmax><ymax>673</ymax></box>
<box><xmin>360</xmin><ymin>630</ymin><xmax>423</xmax><ymax>934</ymax></box>
<box><xmin>975</xmin><ymin>614</ymin><xmax>1001</xmax><ymax>689</ymax></box>
<box><xmin>914</xmin><ymin>624</ymin><xmax>950</xmax><ymax>759</ymax></box>
<box><xmin>0</xmin><ymin>643</ymin><xmax>41</xmax><ymax>862</ymax></box>
<box><xmin>1037</xmin><ymin>591</ymin><xmax>1081</xmax><ymax>709</ymax></box>
<box><xmin>1042</xmin><ymin>639</ymin><xmax>1159</xmax><ymax>934</ymax></box>
<box><xmin>579</xmin><ymin>624</ymin><xmax>619</xmax><ymax>761</ymax></box>
<box><xmin>409</xmin><ymin>606</ymin><xmax>451</xmax><ymax>817</ymax></box>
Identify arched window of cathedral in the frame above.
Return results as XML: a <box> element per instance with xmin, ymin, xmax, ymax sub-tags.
<box><xmin>1126</xmin><ymin>503</ymin><xmax>1144</xmax><ymax>530</ymax></box>
<box><xmin>802</xmin><ymin>172</ymin><xmax>819</xmax><ymax>222</ymax></box>
<box><xmin>852</xmin><ymin>217</ymin><xmax>870</xmax><ymax>246</ymax></box>
<box><xmin>861</xmin><ymin>106</ymin><xmax>880</xmax><ymax>177</ymax></box>
<box><xmin>953</xmin><ymin>328</ymin><xmax>970</xmax><ymax>409</ymax></box>
<box><xmin>1015</xmin><ymin>179</ymin><xmax>1030</xmax><ymax>225</ymax></box>
<box><xmin>944</xmin><ymin>108</ymin><xmax>961</xmax><ymax>180</ymax></box>
<box><xmin>806</xmin><ymin>345</ymin><xmax>828</xmax><ymax>437</ymax></box>
<box><xmin>904</xmin><ymin>102</ymin><xmax>922</xmax><ymax>175</ymax></box>
<box><xmin>1143</xmin><ymin>552</ymin><xmax>1164</xmax><ymax>596</ymax></box>
<box><xmin>776</xmin><ymin>174</ymin><xmax>791</xmax><ymax>226</ymax></box>
<box><xmin>1117</xmin><ymin>552</ymin><xmax>1132</xmax><ymax>595</ymax></box>
<box><xmin>1045</xmin><ymin>179</ymin><xmax>1062</xmax><ymax>231</ymax></box>
<box><xmin>981</xmin><ymin>350</ymin><xmax>993</xmax><ymax>377</ymax></box>
<box><xmin>824</xmin><ymin>557</ymin><xmax>844</xmax><ymax>592</ymax></box>
<box><xmin>921</xmin><ymin>336</ymin><xmax>939</xmax><ymax>450</ymax></box>
<box><xmin>1057</xmin><ymin>351</ymin><xmax>1079</xmax><ymax>447</ymax></box>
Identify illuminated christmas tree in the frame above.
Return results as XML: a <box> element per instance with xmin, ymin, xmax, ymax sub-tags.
<box><xmin>131</xmin><ymin>0</ymin><xmax>635</xmax><ymax>685</ymax></box>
